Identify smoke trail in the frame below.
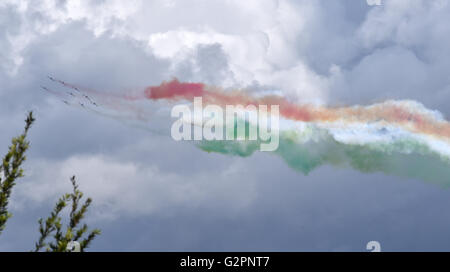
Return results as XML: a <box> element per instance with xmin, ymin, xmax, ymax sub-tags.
<box><xmin>197</xmin><ymin>121</ymin><xmax>450</xmax><ymax>187</ymax></box>
<box><xmin>143</xmin><ymin>79</ymin><xmax>450</xmax><ymax>140</ymax></box>
<box><xmin>43</xmin><ymin>77</ymin><xmax>450</xmax><ymax>186</ymax></box>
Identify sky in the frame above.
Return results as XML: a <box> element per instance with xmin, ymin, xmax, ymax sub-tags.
<box><xmin>1</xmin><ymin>0</ymin><xmax>450</xmax><ymax>251</ymax></box>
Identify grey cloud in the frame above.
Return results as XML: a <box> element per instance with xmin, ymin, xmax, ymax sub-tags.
<box><xmin>1</xmin><ymin>0</ymin><xmax>450</xmax><ymax>252</ymax></box>
<box><xmin>172</xmin><ymin>43</ymin><xmax>235</xmax><ymax>85</ymax></box>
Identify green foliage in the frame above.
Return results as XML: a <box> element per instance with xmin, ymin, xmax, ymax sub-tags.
<box><xmin>0</xmin><ymin>112</ymin><xmax>35</xmax><ymax>235</ymax></box>
<box><xmin>34</xmin><ymin>176</ymin><xmax>101</xmax><ymax>252</ymax></box>
<box><xmin>0</xmin><ymin>111</ymin><xmax>100</xmax><ymax>251</ymax></box>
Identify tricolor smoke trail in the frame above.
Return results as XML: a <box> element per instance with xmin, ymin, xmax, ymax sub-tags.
<box><xmin>44</xmin><ymin>77</ymin><xmax>450</xmax><ymax>186</ymax></box>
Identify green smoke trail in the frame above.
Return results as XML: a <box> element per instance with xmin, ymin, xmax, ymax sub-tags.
<box><xmin>197</xmin><ymin>123</ymin><xmax>450</xmax><ymax>187</ymax></box>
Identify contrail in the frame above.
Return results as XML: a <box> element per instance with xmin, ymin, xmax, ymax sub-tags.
<box><xmin>44</xmin><ymin>77</ymin><xmax>450</xmax><ymax>186</ymax></box>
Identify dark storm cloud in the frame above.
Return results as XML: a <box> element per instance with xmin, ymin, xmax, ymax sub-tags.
<box><xmin>1</xmin><ymin>0</ymin><xmax>450</xmax><ymax>252</ymax></box>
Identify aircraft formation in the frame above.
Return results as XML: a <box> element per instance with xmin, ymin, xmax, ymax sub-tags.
<box><xmin>42</xmin><ymin>75</ymin><xmax>99</xmax><ymax>108</ymax></box>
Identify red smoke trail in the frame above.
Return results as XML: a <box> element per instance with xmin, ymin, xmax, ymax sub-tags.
<box><xmin>48</xmin><ymin>77</ymin><xmax>450</xmax><ymax>140</ymax></box>
<box><xmin>143</xmin><ymin>79</ymin><xmax>450</xmax><ymax>140</ymax></box>
<box><xmin>143</xmin><ymin>79</ymin><xmax>315</xmax><ymax>121</ymax></box>
<box><xmin>144</xmin><ymin>79</ymin><xmax>205</xmax><ymax>99</ymax></box>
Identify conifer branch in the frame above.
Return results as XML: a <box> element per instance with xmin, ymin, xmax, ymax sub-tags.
<box><xmin>34</xmin><ymin>176</ymin><xmax>101</xmax><ymax>252</ymax></box>
<box><xmin>0</xmin><ymin>112</ymin><xmax>35</xmax><ymax>235</ymax></box>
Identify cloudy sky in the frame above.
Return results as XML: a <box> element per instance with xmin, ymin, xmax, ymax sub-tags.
<box><xmin>1</xmin><ymin>0</ymin><xmax>450</xmax><ymax>251</ymax></box>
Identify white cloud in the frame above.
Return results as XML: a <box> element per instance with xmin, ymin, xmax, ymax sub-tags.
<box><xmin>0</xmin><ymin>0</ymin><xmax>141</xmax><ymax>75</ymax></box>
<box><xmin>357</xmin><ymin>0</ymin><xmax>450</xmax><ymax>62</ymax></box>
<box><xmin>321</xmin><ymin>0</ymin><xmax>450</xmax><ymax>117</ymax></box>
<box><xmin>141</xmin><ymin>0</ymin><xmax>329</xmax><ymax>103</ymax></box>
<box><xmin>12</xmin><ymin>154</ymin><xmax>259</xmax><ymax>220</ymax></box>
<box><xmin>0</xmin><ymin>0</ymin><xmax>331</xmax><ymax>103</ymax></box>
<box><xmin>3</xmin><ymin>0</ymin><xmax>450</xmax><ymax>107</ymax></box>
